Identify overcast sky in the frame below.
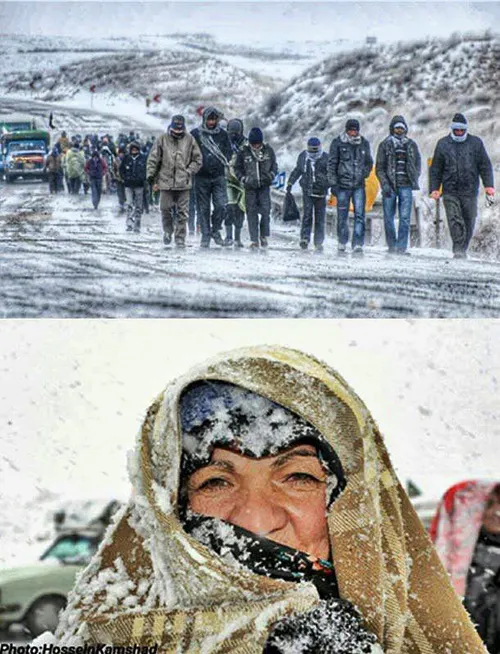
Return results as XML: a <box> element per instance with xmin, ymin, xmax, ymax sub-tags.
<box><xmin>1</xmin><ymin>2</ymin><xmax>498</xmax><ymax>43</ymax></box>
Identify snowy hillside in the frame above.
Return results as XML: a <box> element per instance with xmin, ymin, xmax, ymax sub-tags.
<box><xmin>249</xmin><ymin>32</ymin><xmax>500</xmax><ymax>167</ymax></box>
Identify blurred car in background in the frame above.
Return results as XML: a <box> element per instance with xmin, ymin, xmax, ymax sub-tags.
<box><xmin>0</xmin><ymin>498</ymin><xmax>122</xmax><ymax>637</ymax></box>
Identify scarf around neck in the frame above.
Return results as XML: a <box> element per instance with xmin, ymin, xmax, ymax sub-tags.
<box><xmin>182</xmin><ymin>513</ymin><xmax>339</xmax><ymax>600</ymax></box>
<box><xmin>341</xmin><ymin>132</ymin><xmax>362</xmax><ymax>145</ymax></box>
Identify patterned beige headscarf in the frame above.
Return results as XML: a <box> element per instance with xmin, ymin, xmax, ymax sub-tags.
<box><xmin>56</xmin><ymin>346</ymin><xmax>486</xmax><ymax>653</ymax></box>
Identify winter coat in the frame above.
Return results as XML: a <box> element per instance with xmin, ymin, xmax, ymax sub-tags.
<box><xmin>328</xmin><ymin>135</ymin><xmax>373</xmax><ymax>190</ymax></box>
<box><xmin>52</xmin><ymin>346</ymin><xmax>486</xmax><ymax>654</ymax></box>
<box><xmin>65</xmin><ymin>149</ymin><xmax>86</xmax><ymax>180</ymax></box>
<box><xmin>429</xmin><ymin>134</ymin><xmax>494</xmax><ymax>197</ymax></box>
<box><xmin>375</xmin><ymin>117</ymin><xmax>422</xmax><ymax>192</ymax></box>
<box><xmin>45</xmin><ymin>153</ymin><xmax>62</xmax><ymax>173</ymax></box>
<box><xmin>191</xmin><ymin>126</ymin><xmax>232</xmax><ymax>179</ymax></box>
<box><xmin>119</xmin><ymin>153</ymin><xmax>147</xmax><ymax>188</ymax></box>
<box><xmin>84</xmin><ymin>156</ymin><xmax>108</xmax><ymax>180</ymax></box>
<box><xmin>146</xmin><ymin>132</ymin><xmax>202</xmax><ymax>191</ymax></box>
<box><xmin>112</xmin><ymin>156</ymin><xmax>124</xmax><ymax>183</ymax></box>
<box><xmin>288</xmin><ymin>150</ymin><xmax>329</xmax><ymax>196</ymax></box>
<box><xmin>235</xmin><ymin>144</ymin><xmax>278</xmax><ymax>190</ymax></box>
<box><xmin>464</xmin><ymin>529</ymin><xmax>500</xmax><ymax>653</ymax></box>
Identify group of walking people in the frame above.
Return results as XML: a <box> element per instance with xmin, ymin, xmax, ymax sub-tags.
<box><xmin>48</xmin><ymin>109</ymin><xmax>495</xmax><ymax>258</ymax></box>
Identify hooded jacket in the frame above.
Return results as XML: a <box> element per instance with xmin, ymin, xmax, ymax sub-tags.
<box><xmin>234</xmin><ymin>144</ymin><xmax>278</xmax><ymax>190</ymax></box>
<box><xmin>375</xmin><ymin>116</ymin><xmax>422</xmax><ymax>192</ymax></box>
<box><xmin>54</xmin><ymin>347</ymin><xmax>486</xmax><ymax>654</ymax></box>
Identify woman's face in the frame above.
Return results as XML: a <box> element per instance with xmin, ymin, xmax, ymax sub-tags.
<box><xmin>482</xmin><ymin>491</ymin><xmax>500</xmax><ymax>534</ymax></box>
<box><xmin>187</xmin><ymin>443</ymin><xmax>330</xmax><ymax>560</ymax></box>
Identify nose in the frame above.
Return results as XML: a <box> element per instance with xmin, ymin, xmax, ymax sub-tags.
<box><xmin>226</xmin><ymin>487</ymin><xmax>287</xmax><ymax>537</ymax></box>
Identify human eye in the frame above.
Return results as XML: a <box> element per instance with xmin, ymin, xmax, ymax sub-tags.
<box><xmin>196</xmin><ymin>477</ymin><xmax>233</xmax><ymax>492</ymax></box>
<box><xmin>285</xmin><ymin>472</ymin><xmax>323</xmax><ymax>486</ymax></box>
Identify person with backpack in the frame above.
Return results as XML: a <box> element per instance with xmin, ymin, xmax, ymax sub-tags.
<box><xmin>234</xmin><ymin>127</ymin><xmax>278</xmax><ymax>250</ymax></box>
<box><xmin>287</xmin><ymin>137</ymin><xmax>329</xmax><ymax>252</ymax></box>
<box><xmin>44</xmin><ymin>148</ymin><xmax>63</xmax><ymax>194</ymax></box>
<box><xmin>65</xmin><ymin>143</ymin><xmax>86</xmax><ymax>195</ymax></box>
<box><xmin>120</xmin><ymin>141</ymin><xmax>148</xmax><ymax>233</ymax></box>
<box><xmin>84</xmin><ymin>150</ymin><xmax>108</xmax><ymax>210</ymax></box>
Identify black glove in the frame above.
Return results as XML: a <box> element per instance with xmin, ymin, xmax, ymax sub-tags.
<box><xmin>330</xmin><ymin>186</ymin><xmax>337</xmax><ymax>197</ymax></box>
<box><xmin>147</xmin><ymin>176</ymin><xmax>155</xmax><ymax>186</ymax></box>
<box><xmin>264</xmin><ymin>599</ymin><xmax>380</xmax><ymax>654</ymax></box>
<box><xmin>383</xmin><ymin>189</ymin><xmax>393</xmax><ymax>198</ymax></box>
<box><xmin>286</xmin><ymin>184</ymin><xmax>292</xmax><ymax>193</ymax></box>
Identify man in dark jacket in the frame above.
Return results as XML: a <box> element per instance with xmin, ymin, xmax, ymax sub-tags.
<box><xmin>84</xmin><ymin>149</ymin><xmax>108</xmax><ymax>210</ymax></box>
<box><xmin>287</xmin><ymin>137</ymin><xmax>329</xmax><ymax>252</ymax></box>
<box><xmin>328</xmin><ymin>119</ymin><xmax>373</xmax><ymax>255</ymax></box>
<box><xmin>235</xmin><ymin>127</ymin><xmax>278</xmax><ymax>249</ymax></box>
<box><xmin>430</xmin><ymin>113</ymin><xmax>494</xmax><ymax>259</ymax></box>
<box><xmin>464</xmin><ymin>484</ymin><xmax>500</xmax><ymax>653</ymax></box>
<box><xmin>120</xmin><ymin>141</ymin><xmax>147</xmax><ymax>232</ymax></box>
<box><xmin>191</xmin><ymin>107</ymin><xmax>232</xmax><ymax>248</ymax></box>
<box><xmin>376</xmin><ymin>115</ymin><xmax>422</xmax><ymax>255</ymax></box>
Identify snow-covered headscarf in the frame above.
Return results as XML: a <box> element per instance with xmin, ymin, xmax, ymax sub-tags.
<box><xmin>54</xmin><ymin>346</ymin><xmax>487</xmax><ymax>653</ymax></box>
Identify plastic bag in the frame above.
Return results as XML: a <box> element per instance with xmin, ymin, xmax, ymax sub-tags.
<box><xmin>283</xmin><ymin>191</ymin><xmax>300</xmax><ymax>222</ymax></box>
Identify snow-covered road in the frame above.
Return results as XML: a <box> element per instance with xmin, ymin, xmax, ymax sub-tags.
<box><xmin>1</xmin><ymin>181</ymin><xmax>499</xmax><ymax>318</ymax></box>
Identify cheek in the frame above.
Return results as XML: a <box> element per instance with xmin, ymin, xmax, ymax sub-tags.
<box><xmin>284</xmin><ymin>492</ymin><xmax>329</xmax><ymax>539</ymax></box>
<box><xmin>189</xmin><ymin>492</ymin><xmax>235</xmax><ymax>520</ymax></box>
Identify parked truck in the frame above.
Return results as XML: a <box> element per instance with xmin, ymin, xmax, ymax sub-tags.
<box><xmin>2</xmin><ymin>129</ymin><xmax>50</xmax><ymax>183</ymax></box>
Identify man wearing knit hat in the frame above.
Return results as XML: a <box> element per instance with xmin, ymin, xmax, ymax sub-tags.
<box><xmin>235</xmin><ymin>127</ymin><xmax>278</xmax><ymax>249</ymax></box>
<box><xmin>328</xmin><ymin>118</ymin><xmax>373</xmax><ymax>256</ymax></box>
<box><xmin>287</xmin><ymin>137</ymin><xmax>329</xmax><ymax>252</ymax></box>
<box><xmin>376</xmin><ymin>115</ymin><xmax>422</xmax><ymax>255</ymax></box>
<box><xmin>429</xmin><ymin>113</ymin><xmax>494</xmax><ymax>259</ymax></box>
<box><xmin>147</xmin><ymin>114</ymin><xmax>202</xmax><ymax>248</ymax></box>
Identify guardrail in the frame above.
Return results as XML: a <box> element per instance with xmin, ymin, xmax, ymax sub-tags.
<box><xmin>271</xmin><ymin>188</ymin><xmax>422</xmax><ymax>247</ymax></box>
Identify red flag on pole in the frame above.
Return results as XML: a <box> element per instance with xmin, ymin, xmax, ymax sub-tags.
<box><xmin>196</xmin><ymin>105</ymin><xmax>204</xmax><ymax>116</ymax></box>
<box><xmin>90</xmin><ymin>84</ymin><xmax>96</xmax><ymax>93</ymax></box>
<box><xmin>153</xmin><ymin>93</ymin><xmax>161</xmax><ymax>103</ymax></box>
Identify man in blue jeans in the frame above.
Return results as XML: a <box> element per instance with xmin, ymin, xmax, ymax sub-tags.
<box><xmin>328</xmin><ymin>119</ymin><xmax>373</xmax><ymax>256</ymax></box>
<box><xmin>376</xmin><ymin>115</ymin><xmax>422</xmax><ymax>255</ymax></box>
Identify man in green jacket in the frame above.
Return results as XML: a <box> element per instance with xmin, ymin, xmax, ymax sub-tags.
<box><xmin>147</xmin><ymin>116</ymin><xmax>202</xmax><ymax>248</ymax></box>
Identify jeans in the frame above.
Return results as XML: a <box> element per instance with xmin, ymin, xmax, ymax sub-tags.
<box><xmin>442</xmin><ymin>194</ymin><xmax>478</xmax><ymax>255</ymax></box>
<box><xmin>90</xmin><ymin>178</ymin><xmax>103</xmax><ymax>209</ymax></box>
<box><xmin>336</xmin><ymin>187</ymin><xmax>366</xmax><ymax>248</ymax></box>
<box><xmin>301</xmin><ymin>195</ymin><xmax>326</xmax><ymax>247</ymax></box>
<box><xmin>246</xmin><ymin>188</ymin><xmax>271</xmax><ymax>244</ymax></box>
<box><xmin>125</xmin><ymin>186</ymin><xmax>144</xmax><ymax>231</ymax></box>
<box><xmin>195</xmin><ymin>175</ymin><xmax>227</xmax><ymax>244</ymax></box>
<box><xmin>382</xmin><ymin>186</ymin><xmax>413</xmax><ymax>251</ymax></box>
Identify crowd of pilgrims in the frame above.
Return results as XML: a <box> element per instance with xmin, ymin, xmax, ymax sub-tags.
<box><xmin>43</xmin><ymin>106</ymin><xmax>495</xmax><ymax>258</ymax></box>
